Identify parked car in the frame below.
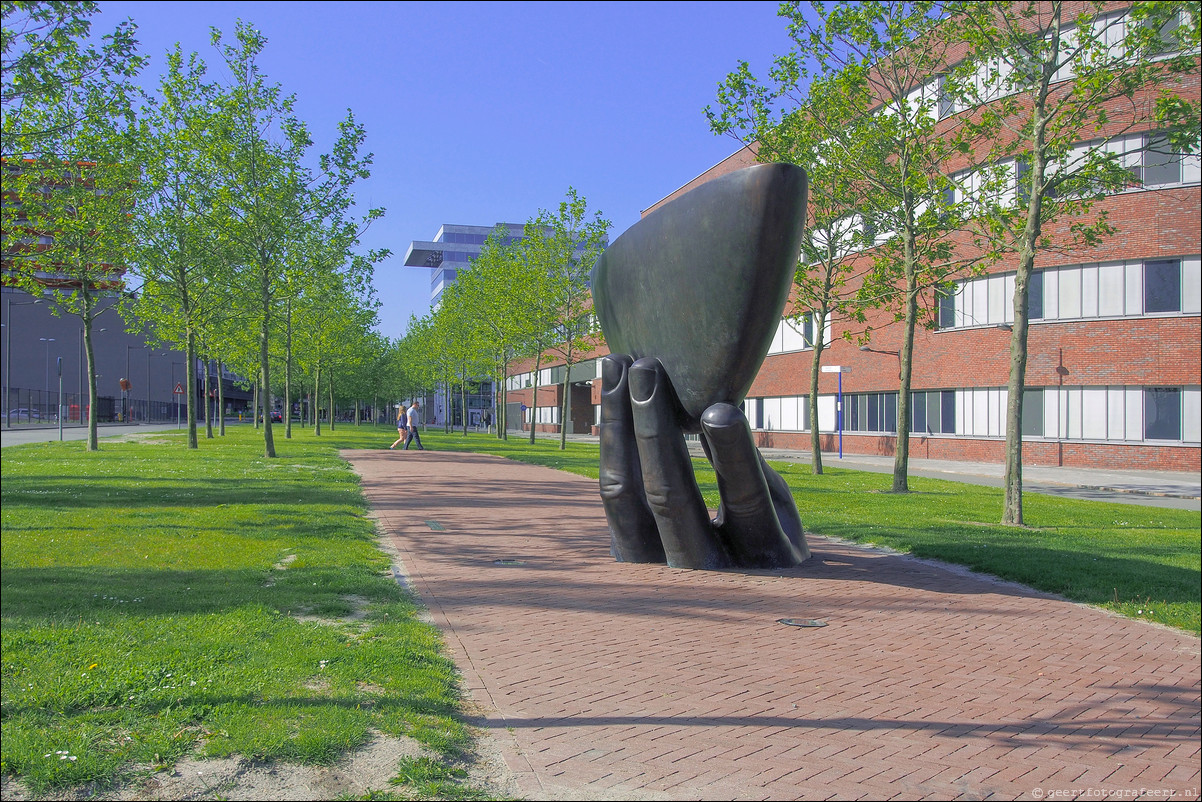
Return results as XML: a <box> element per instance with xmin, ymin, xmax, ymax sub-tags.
<box><xmin>7</xmin><ymin>408</ymin><xmax>41</xmax><ymax>420</ymax></box>
<box><xmin>271</xmin><ymin>410</ymin><xmax>283</xmax><ymax>422</ymax></box>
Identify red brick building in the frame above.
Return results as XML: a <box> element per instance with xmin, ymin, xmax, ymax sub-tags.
<box><xmin>508</xmin><ymin>5</ymin><xmax>1200</xmax><ymax>472</ymax></box>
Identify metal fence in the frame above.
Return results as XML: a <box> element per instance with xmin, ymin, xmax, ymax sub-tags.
<box><xmin>2</xmin><ymin>386</ymin><xmax>188</xmax><ymax>427</ymax></box>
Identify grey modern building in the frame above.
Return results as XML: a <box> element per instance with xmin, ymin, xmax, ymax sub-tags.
<box><xmin>2</xmin><ymin>286</ymin><xmax>252</xmax><ymax>427</ymax></box>
<box><xmin>402</xmin><ymin>222</ymin><xmax>528</xmax><ymax>308</ymax></box>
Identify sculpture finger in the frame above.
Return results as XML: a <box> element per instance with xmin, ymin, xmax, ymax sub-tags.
<box><xmin>598</xmin><ymin>354</ymin><xmax>665</xmax><ymax>563</ymax></box>
<box><xmin>759</xmin><ymin>455</ymin><xmax>809</xmax><ymax>562</ymax></box>
<box><xmin>701</xmin><ymin>403</ymin><xmax>806</xmax><ymax>568</ymax></box>
<box><xmin>629</xmin><ymin>357</ymin><xmax>728</xmax><ymax>570</ymax></box>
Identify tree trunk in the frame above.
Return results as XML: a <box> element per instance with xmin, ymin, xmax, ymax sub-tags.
<box><xmin>328</xmin><ymin>371</ymin><xmax>335</xmax><ymax>432</ymax></box>
<box><xmin>84</xmin><ymin>318</ymin><xmax>99</xmax><ymax>451</ymax></box>
<box><xmin>1002</xmin><ymin>274</ymin><xmax>1030</xmax><ymax>526</ymax></box>
<box><xmin>559</xmin><ymin>360</ymin><xmax>571</xmax><ymax>450</ymax></box>
<box><xmin>284</xmin><ymin>301</ymin><xmax>293</xmax><ymax>439</ymax></box>
<box><xmin>809</xmin><ymin>316</ymin><xmax>826</xmax><ymax>475</ymax></box>
<box><xmin>1003</xmin><ymin>119</ymin><xmax>1049</xmax><ymax>526</ymax></box>
<box><xmin>203</xmin><ymin>355</ymin><xmax>213</xmax><ymax>439</ymax></box>
<box><xmin>185</xmin><ymin>330</ymin><xmax>198</xmax><ymax>448</ymax></box>
<box><xmin>500</xmin><ymin>356</ymin><xmax>509</xmax><ymax>440</ymax></box>
<box><xmin>460</xmin><ymin>371</ymin><xmax>468</xmax><ymax>436</ymax></box>
<box><xmin>217</xmin><ymin>359</ymin><xmax>226</xmax><ymax>436</ymax></box>
<box><xmin>891</xmin><ymin>245</ymin><xmax>919</xmax><ymax>494</ymax></box>
<box><xmin>529</xmin><ymin>353</ymin><xmax>542</xmax><ymax>445</ymax></box>
<box><xmin>259</xmin><ymin>297</ymin><xmax>276</xmax><ymax>457</ymax></box>
<box><xmin>314</xmin><ymin>364</ymin><xmax>322</xmax><ymax>436</ymax></box>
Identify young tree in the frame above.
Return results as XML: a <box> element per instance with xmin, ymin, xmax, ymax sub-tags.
<box><xmin>281</xmin><ymin>223</ymin><xmax>382</xmax><ymax>437</ymax></box>
<box><xmin>3</xmin><ymin>66</ymin><xmax>140</xmax><ymax>450</ymax></box>
<box><xmin>204</xmin><ymin>22</ymin><xmax>382</xmax><ymax>457</ymax></box>
<box><xmin>452</xmin><ymin>227</ymin><xmax>531</xmax><ymax>440</ymax></box>
<box><xmin>393</xmin><ymin>315</ymin><xmax>437</xmax><ymax>415</ymax></box>
<box><xmin>294</xmin><ymin>267</ymin><xmax>376</xmax><ymax>436</ymax></box>
<box><xmin>944</xmin><ymin>0</ymin><xmax>1200</xmax><ymax>524</ymax></box>
<box><xmin>711</xmin><ymin>1</ymin><xmax>982</xmax><ymax>491</ymax></box>
<box><xmin>129</xmin><ymin>45</ymin><xmax>226</xmax><ymax>449</ymax></box>
<box><xmin>520</xmin><ymin>188</ymin><xmax>610</xmax><ymax>449</ymax></box>
<box><xmin>703</xmin><ymin>147</ymin><xmax>871</xmax><ymax>475</ymax></box>
<box><xmin>791</xmin><ymin>167</ymin><xmax>873</xmax><ymax>475</ymax></box>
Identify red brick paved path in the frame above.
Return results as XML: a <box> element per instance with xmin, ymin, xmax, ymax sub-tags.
<box><xmin>345</xmin><ymin>449</ymin><xmax>1201</xmax><ymax>801</ymax></box>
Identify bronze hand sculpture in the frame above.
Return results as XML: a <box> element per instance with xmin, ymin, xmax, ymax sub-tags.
<box><xmin>591</xmin><ymin>163</ymin><xmax>811</xmax><ymax>570</ymax></box>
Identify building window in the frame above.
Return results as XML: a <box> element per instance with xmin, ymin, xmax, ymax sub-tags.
<box><xmin>1142</xmin><ymin>134</ymin><xmax>1181</xmax><ymax>186</ymax></box>
<box><xmin>1022</xmin><ymin>388</ymin><xmax>1045</xmax><ymax>436</ymax></box>
<box><xmin>941</xmin><ymin>256</ymin><xmax>1199</xmax><ymax>329</ymax></box>
<box><xmin>1143</xmin><ymin>387</ymin><xmax>1181</xmax><ymax>440</ymax></box>
<box><xmin>526</xmin><ymin>406</ymin><xmax>559</xmax><ymax>425</ymax></box>
<box><xmin>938</xmin><ymin>287</ymin><xmax>955</xmax><ymax>328</ymax></box>
<box><xmin>748</xmin><ymin>396</ymin><xmax>812</xmax><ymax>431</ymax></box>
<box><xmin>911</xmin><ymin>390</ymin><xmax>955</xmax><ymax>434</ymax></box>
<box><xmin>1027</xmin><ymin>271</ymin><xmax>1044</xmax><ymax>320</ymax></box>
<box><xmin>1144</xmin><ymin>259</ymin><xmax>1182</xmax><ymax>313</ymax></box>
<box><xmin>848</xmin><ymin>392</ymin><xmax>897</xmax><ymax>433</ymax></box>
<box><xmin>766</xmin><ymin>315</ymin><xmax>830</xmax><ymax>355</ymax></box>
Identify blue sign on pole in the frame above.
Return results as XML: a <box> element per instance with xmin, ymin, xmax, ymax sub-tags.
<box><xmin>821</xmin><ymin>366</ymin><xmax>850</xmax><ymax>459</ymax></box>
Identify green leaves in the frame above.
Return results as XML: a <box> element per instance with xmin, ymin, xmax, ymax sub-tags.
<box><xmin>1</xmin><ymin>0</ymin><xmax>145</xmax><ymax>159</ymax></box>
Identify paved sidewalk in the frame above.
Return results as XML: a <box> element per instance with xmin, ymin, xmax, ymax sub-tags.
<box><xmin>346</xmin><ymin>449</ymin><xmax>1200</xmax><ymax>801</ymax></box>
<box><xmin>752</xmin><ymin>448</ymin><xmax>1202</xmax><ymax>507</ymax></box>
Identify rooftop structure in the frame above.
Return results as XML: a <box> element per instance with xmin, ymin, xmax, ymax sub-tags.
<box><xmin>402</xmin><ymin>223</ymin><xmax>526</xmax><ymax>309</ymax></box>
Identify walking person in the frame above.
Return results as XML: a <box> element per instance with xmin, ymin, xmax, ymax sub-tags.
<box><xmin>404</xmin><ymin>400</ymin><xmax>426</xmax><ymax>451</ymax></box>
<box><xmin>389</xmin><ymin>403</ymin><xmax>408</xmax><ymax>449</ymax></box>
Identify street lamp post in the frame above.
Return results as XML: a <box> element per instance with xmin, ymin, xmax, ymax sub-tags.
<box><xmin>40</xmin><ymin>337</ymin><xmax>56</xmax><ymax>420</ymax></box>
<box><xmin>3</xmin><ymin>296</ymin><xmax>42</xmax><ymax>427</ymax></box>
<box><xmin>147</xmin><ymin>348</ymin><xmax>154</xmax><ymax>422</ymax></box>
<box><xmin>57</xmin><ymin>357</ymin><xmax>63</xmax><ymax>441</ymax></box>
<box><xmin>821</xmin><ymin>366</ymin><xmax>851</xmax><ymax>459</ymax></box>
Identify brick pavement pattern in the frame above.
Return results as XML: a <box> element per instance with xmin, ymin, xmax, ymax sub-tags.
<box><xmin>346</xmin><ymin>449</ymin><xmax>1201</xmax><ymax>801</ymax></box>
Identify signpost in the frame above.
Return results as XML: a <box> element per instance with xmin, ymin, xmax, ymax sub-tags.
<box><xmin>821</xmin><ymin>366</ymin><xmax>850</xmax><ymax>459</ymax></box>
<box><xmin>173</xmin><ymin>382</ymin><xmax>185</xmax><ymax>429</ymax></box>
<box><xmin>119</xmin><ymin>377</ymin><xmax>131</xmax><ymax>422</ymax></box>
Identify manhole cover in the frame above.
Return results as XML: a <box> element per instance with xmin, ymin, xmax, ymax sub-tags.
<box><xmin>778</xmin><ymin>618</ymin><xmax>827</xmax><ymax>628</ymax></box>
<box><xmin>493</xmin><ymin>559</ymin><xmax>526</xmax><ymax>566</ymax></box>
<box><xmin>425</xmin><ymin>521</ymin><xmax>444</xmax><ymax>531</ymax></box>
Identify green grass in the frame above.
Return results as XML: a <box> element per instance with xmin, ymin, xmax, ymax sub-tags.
<box><xmin>1</xmin><ymin>425</ymin><xmax>483</xmax><ymax>796</ymax></box>
<box><xmin>2</xmin><ymin>422</ymin><xmax>1198</xmax><ymax>794</ymax></box>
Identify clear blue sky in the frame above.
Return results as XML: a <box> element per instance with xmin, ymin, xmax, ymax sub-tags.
<box><xmin>96</xmin><ymin>1</ymin><xmax>797</xmax><ymax>338</ymax></box>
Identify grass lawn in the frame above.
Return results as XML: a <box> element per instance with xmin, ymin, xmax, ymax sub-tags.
<box><xmin>1</xmin><ymin>425</ymin><xmax>487</xmax><ymax>798</ymax></box>
<box><xmin>2</xmin><ymin>422</ymin><xmax>1198</xmax><ymax>795</ymax></box>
